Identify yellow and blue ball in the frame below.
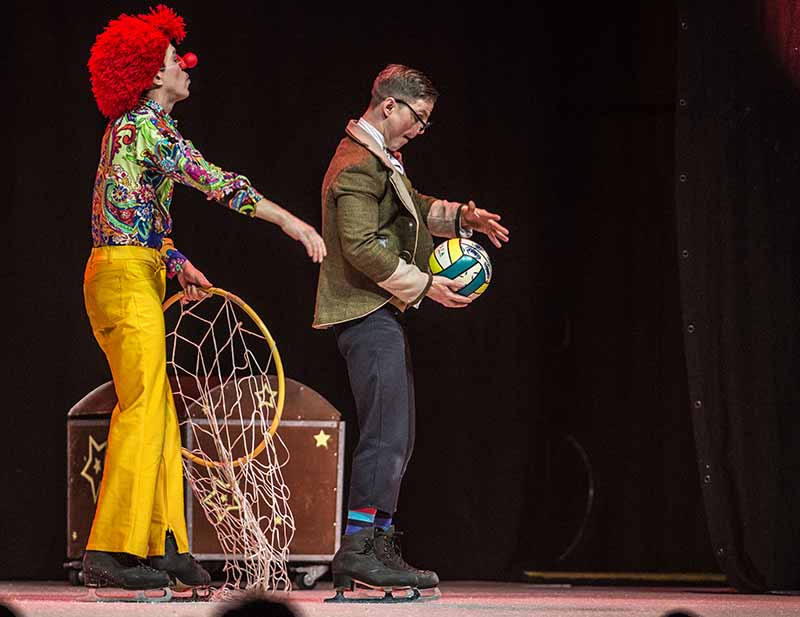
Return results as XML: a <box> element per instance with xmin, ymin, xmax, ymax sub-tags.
<box><xmin>428</xmin><ymin>238</ymin><xmax>492</xmax><ymax>298</ymax></box>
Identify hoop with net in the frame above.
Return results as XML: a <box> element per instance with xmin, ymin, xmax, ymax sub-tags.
<box><xmin>163</xmin><ymin>287</ymin><xmax>294</xmax><ymax>596</ymax></box>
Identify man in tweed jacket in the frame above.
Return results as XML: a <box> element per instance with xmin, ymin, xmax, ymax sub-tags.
<box><xmin>313</xmin><ymin>64</ymin><xmax>509</xmax><ymax>594</ymax></box>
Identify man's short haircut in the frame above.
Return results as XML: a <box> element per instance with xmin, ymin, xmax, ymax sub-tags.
<box><xmin>369</xmin><ymin>64</ymin><xmax>439</xmax><ymax>108</ymax></box>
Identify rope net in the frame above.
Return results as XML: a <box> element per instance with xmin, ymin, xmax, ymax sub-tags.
<box><xmin>164</xmin><ymin>290</ymin><xmax>294</xmax><ymax>596</ymax></box>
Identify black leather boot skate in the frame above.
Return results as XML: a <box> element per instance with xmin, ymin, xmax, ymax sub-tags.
<box><xmin>330</xmin><ymin>527</ymin><xmax>417</xmax><ymax>590</ymax></box>
<box><xmin>148</xmin><ymin>531</ymin><xmax>210</xmax><ymax>589</ymax></box>
<box><xmin>83</xmin><ymin>551</ymin><xmax>170</xmax><ymax>590</ymax></box>
<box><xmin>374</xmin><ymin>526</ymin><xmax>440</xmax><ymax>589</ymax></box>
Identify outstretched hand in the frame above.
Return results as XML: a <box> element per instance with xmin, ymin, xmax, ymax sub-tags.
<box><xmin>177</xmin><ymin>260</ymin><xmax>212</xmax><ymax>303</ymax></box>
<box><xmin>460</xmin><ymin>200</ymin><xmax>510</xmax><ymax>248</ymax></box>
<box><xmin>426</xmin><ymin>276</ymin><xmax>473</xmax><ymax>308</ymax></box>
<box><xmin>280</xmin><ymin>214</ymin><xmax>327</xmax><ymax>264</ymax></box>
<box><xmin>253</xmin><ymin>198</ymin><xmax>327</xmax><ymax>264</ymax></box>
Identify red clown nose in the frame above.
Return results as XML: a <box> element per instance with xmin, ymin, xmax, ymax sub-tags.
<box><xmin>178</xmin><ymin>52</ymin><xmax>198</xmax><ymax>69</ymax></box>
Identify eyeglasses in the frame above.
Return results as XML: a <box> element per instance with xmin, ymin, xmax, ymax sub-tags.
<box><xmin>394</xmin><ymin>98</ymin><xmax>433</xmax><ymax>132</ymax></box>
<box><xmin>160</xmin><ymin>53</ymin><xmax>197</xmax><ymax>71</ymax></box>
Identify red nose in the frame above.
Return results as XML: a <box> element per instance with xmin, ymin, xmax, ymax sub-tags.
<box><xmin>178</xmin><ymin>52</ymin><xmax>198</xmax><ymax>70</ymax></box>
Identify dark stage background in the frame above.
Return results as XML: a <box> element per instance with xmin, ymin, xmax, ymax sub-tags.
<box><xmin>677</xmin><ymin>0</ymin><xmax>800</xmax><ymax>592</ymax></box>
<box><xmin>4</xmin><ymin>2</ymin><xmax>722</xmax><ymax>581</ymax></box>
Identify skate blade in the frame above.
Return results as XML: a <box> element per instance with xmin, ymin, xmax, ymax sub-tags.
<box><xmin>170</xmin><ymin>585</ymin><xmax>213</xmax><ymax>602</ymax></box>
<box><xmin>84</xmin><ymin>586</ymin><xmax>173</xmax><ymax>603</ymax></box>
<box><xmin>416</xmin><ymin>586</ymin><xmax>442</xmax><ymax>602</ymax></box>
<box><xmin>325</xmin><ymin>582</ymin><xmax>439</xmax><ymax>604</ymax></box>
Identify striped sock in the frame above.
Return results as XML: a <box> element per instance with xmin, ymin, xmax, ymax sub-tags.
<box><xmin>374</xmin><ymin>509</ymin><xmax>393</xmax><ymax>530</ymax></box>
<box><xmin>345</xmin><ymin>507</ymin><xmax>377</xmax><ymax>535</ymax></box>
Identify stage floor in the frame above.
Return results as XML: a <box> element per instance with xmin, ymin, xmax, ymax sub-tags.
<box><xmin>1</xmin><ymin>581</ymin><xmax>799</xmax><ymax>617</ymax></box>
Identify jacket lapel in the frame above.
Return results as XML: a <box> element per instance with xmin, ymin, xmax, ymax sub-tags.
<box><xmin>345</xmin><ymin>121</ymin><xmax>419</xmax><ymax>224</ymax></box>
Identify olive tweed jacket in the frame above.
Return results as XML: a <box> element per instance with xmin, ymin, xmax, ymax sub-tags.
<box><xmin>312</xmin><ymin>121</ymin><xmax>462</xmax><ymax>329</ymax></box>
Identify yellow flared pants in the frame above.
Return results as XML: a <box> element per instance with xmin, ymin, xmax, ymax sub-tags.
<box><xmin>83</xmin><ymin>246</ymin><xmax>189</xmax><ymax>558</ymax></box>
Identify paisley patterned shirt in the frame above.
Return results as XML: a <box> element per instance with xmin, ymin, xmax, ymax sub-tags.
<box><xmin>90</xmin><ymin>98</ymin><xmax>263</xmax><ymax>277</ymax></box>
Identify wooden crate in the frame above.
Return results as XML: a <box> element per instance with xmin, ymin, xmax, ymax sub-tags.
<box><xmin>66</xmin><ymin>376</ymin><xmax>344</xmax><ymax>563</ymax></box>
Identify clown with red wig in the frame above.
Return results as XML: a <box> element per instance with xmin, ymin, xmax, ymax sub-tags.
<box><xmin>81</xmin><ymin>5</ymin><xmax>325</xmax><ymax>592</ymax></box>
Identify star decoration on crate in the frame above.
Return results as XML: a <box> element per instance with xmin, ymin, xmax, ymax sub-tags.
<box><xmin>313</xmin><ymin>430</ymin><xmax>331</xmax><ymax>449</ymax></box>
<box><xmin>80</xmin><ymin>435</ymin><xmax>107</xmax><ymax>503</ymax></box>
<box><xmin>201</xmin><ymin>476</ymin><xmax>241</xmax><ymax>524</ymax></box>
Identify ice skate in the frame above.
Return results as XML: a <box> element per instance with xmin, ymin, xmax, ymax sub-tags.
<box><xmin>82</xmin><ymin>550</ymin><xmax>173</xmax><ymax>602</ymax></box>
<box><xmin>374</xmin><ymin>526</ymin><xmax>440</xmax><ymax>588</ymax></box>
<box><xmin>374</xmin><ymin>526</ymin><xmax>441</xmax><ymax>599</ymax></box>
<box><xmin>148</xmin><ymin>530</ymin><xmax>211</xmax><ymax>599</ymax></box>
<box><xmin>325</xmin><ymin>527</ymin><xmax>428</xmax><ymax>603</ymax></box>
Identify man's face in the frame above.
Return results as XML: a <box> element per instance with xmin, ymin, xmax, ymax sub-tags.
<box><xmin>383</xmin><ymin>97</ymin><xmax>434</xmax><ymax>151</ymax></box>
<box><xmin>156</xmin><ymin>44</ymin><xmax>191</xmax><ymax>102</ymax></box>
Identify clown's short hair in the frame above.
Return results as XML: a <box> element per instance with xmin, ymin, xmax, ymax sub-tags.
<box><xmin>88</xmin><ymin>4</ymin><xmax>186</xmax><ymax>119</ymax></box>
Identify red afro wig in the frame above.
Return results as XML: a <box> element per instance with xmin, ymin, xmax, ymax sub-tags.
<box><xmin>88</xmin><ymin>4</ymin><xmax>187</xmax><ymax>119</ymax></box>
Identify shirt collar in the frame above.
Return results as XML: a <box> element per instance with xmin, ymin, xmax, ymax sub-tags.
<box><xmin>141</xmin><ymin>97</ymin><xmax>179</xmax><ymax>128</ymax></box>
<box><xmin>143</xmin><ymin>98</ymin><xmax>167</xmax><ymax>116</ymax></box>
<box><xmin>357</xmin><ymin>117</ymin><xmax>387</xmax><ymax>150</ymax></box>
<box><xmin>356</xmin><ymin>117</ymin><xmax>404</xmax><ymax>174</ymax></box>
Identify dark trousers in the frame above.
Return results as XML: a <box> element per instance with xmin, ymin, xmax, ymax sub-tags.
<box><xmin>334</xmin><ymin>306</ymin><xmax>416</xmax><ymax>514</ymax></box>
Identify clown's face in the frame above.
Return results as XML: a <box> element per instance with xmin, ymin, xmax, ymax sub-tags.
<box><xmin>155</xmin><ymin>44</ymin><xmax>191</xmax><ymax>103</ymax></box>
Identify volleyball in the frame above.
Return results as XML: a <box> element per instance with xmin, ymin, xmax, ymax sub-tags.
<box><xmin>429</xmin><ymin>238</ymin><xmax>492</xmax><ymax>298</ymax></box>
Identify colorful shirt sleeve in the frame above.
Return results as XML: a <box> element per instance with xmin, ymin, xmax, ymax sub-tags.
<box><xmin>159</xmin><ymin>237</ymin><xmax>188</xmax><ymax>280</ymax></box>
<box><xmin>136</xmin><ymin>115</ymin><xmax>264</xmax><ymax>217</ymax></box>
